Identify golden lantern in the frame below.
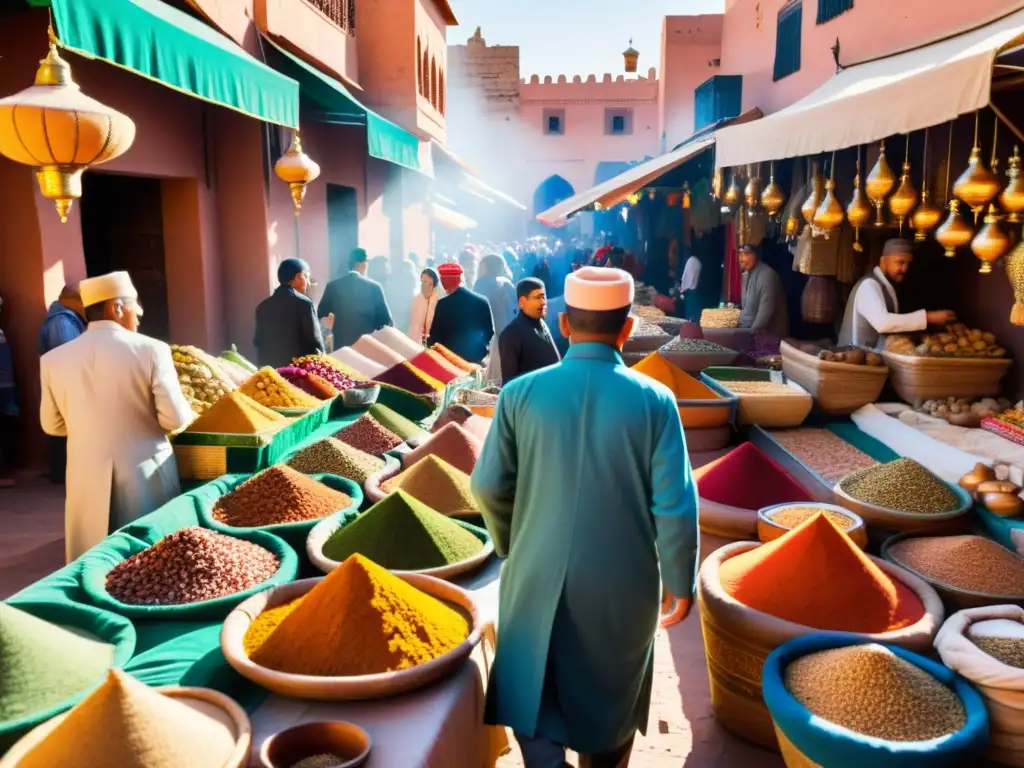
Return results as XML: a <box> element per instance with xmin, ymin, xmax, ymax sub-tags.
<box><xmin>623</xmin><ymin>40</ymin><xmax>639</xmax><ymax>74</ymax></box>
<box><xmin>971</xmin><ymin>204</ymin><xmax>1011</xmax><ymax>274</ymax></box>
<box><xmin>865</xmin><ymin>140</ymin><xmax>895</xmax><ymax>227</ymax></box>
<box><xmin>910</xmin><ymin>130</ymin><xmax>941</xmax><ymax>241</ymax></box>
<box><xmin>744</xmin><ymin>164</ymin><xmax>762</xmax><ymax>209</ymax></box>
<box><xmin>936</xmin><ymin>200</ymin><xmax>974</xmax><ymax>257</ymax></box>
<box><xmin>722</xmin><ymin>169</ymin><xmax>742</xmax><ymax>211</ymax></box>
<box><xmin>954</xmin><ymin>111</ymin><xmax>999</xmax><ymax>217</ymax></box>
<box><xmin>274</xmin><ymin>132</ymin><xmax>321</xmax><ymax>214</ymax></box>
<box><xmin>627</xmin><ymin>191</ymin><xmax>641</xmax><ymax>206</ymax></box>
<box><xmin>784</xmin><ymin>213</ymin><xmax>800</xmax><ymax>240</ymax></box>
<box><xmin>0</xmin><ymin>28</ymin><xmax>135</xmax><ymax>223</ymax></box>
<box><xmin>682</xmin><ymin>182</ymin><xmax>691</xmax><ymax>209</ymax></box>
<box><xmin>801</xmin><ymin>162</ymin><xmax>823</xmax><ymax>227</ymax></box>
<box><xmin>888</xmin><ymin>135</ymin><xmax>918</xmax><ymax>233</ymax></box>
<box><xmin>813</xmin><ymin>151</ymin><xmax>844</xmax><ymax>239</ymax></box>
<box><xmin>1001</xmin><ymin>146</ymin><xmax>1024</xmax><ymax>223</ymax></box>
<box><xmin>711</xmin><ymin>167</ymin><xmax>723</xmax><ymax>200</ymax></box>
<box><xmin>761</xmin><ymin>161</ymin><xmax>786</xmax><ymax>217</ymax></box>
<box><xmin>847</xmin><ymin>151</ymin><xmax>872</xmax><ymax>252</ymax></box>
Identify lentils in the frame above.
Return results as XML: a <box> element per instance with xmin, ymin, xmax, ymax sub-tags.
<box><xmin>632</xmin><ymin>319</ymin><xmax>670</xmax><ymax>337</ymax></box>
<box><xmin>335</xmin><ymin>415</ymin><xmax>404</xmax><ymax>456</ymax></box>
<box><xmin>889</xmin><ymin>535</ymin><xmax>1024</xmax><ymax>594</ymax></box>
<box><xmin>769</xmin><ymin>428</ymin><xmax>878</xmax><ymax>484</ymax></box>
<box><xmin>724</xmin><ymin>381</ymin><xmax>800</xmax><ymax>396</ymax></box>
<box><xmin>840</xmin><ymin>458</ymin><xmax>961</xmax><ymax>515</ymax></box>
<box><xmin>105</xmin><ymin>527</ymin><xmax>279</xmax><ymax>605</ymax></box>
<box><xmin>213</xmin><ymin>465</ymin><xmax>353</xmax><ymax>528</ymax></box>
<box><xmin>660</xmin><ymin>337</ymin><xmax>735</xmax><ymax>354</ymax></box>
<box><xmin>287</xmin><ymin>438</ymin><xmax>385</xmax><ymax>484</ymax></box>
<box><xmin>785</xmin><ymin>644</ymin><xmax>966</xmax><ymax>742</ymax></box>
<box><xmin>770</xmin><ymin>506</ymin><xmax>854</xmax><ymax>531</ymax></box>
<box><xmin>971</xmin><ymin>635</ymin><xmax>1024</xmax><ymax>668</ymax></box>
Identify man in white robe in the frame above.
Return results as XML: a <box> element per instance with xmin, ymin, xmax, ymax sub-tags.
<box><xmin>39</xmin><ymin>271</ymin><xmax>193</xmax><ymax>562</ymax></box>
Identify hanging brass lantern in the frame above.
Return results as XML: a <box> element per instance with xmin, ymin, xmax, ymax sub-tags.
<box><xmin>622</xmin><ymin>40</ymin><xmax>639</xmax><ymax>74</ymax></box>
<box><xmin>274</xmin><ymin>132</ymin><xmax>321</xmax><ymax>214</ymax></box>
<box><xmin>1001</xmin><ymin>146</ymin><xmax>1024</xmax><ymax>223</ymax></box>
<box><xmin>801</xmin><ymin>163</ymin><xmax>824</xmax><ymax>226</ymax></box>
<box><xmin>954</xmin><ymin>112</ymin><xmax>1000</xmax><ymax>217</ymax></box>
<box><xmin>784</xmin><ymin>213</ymin><xmax>800</xmax><ymax>240</ymax></box>
<box><xmin>888</xmin><ymin>136</ymin><xmax>918</xmax><ymax>234</ymax></box>
<box><xmin>866</xmin><ymin>141</ymin><xmax>895</xmax><ymax>227</ymax></box>
<box><xmin>627</xmin><ymin>191</ymin><xmax>641</xmax><ymax>206</ymax></box>
<box><xmin>722</xmin><ymin>169</ymin><xmax>742</xmax><ymax>211</ymax></box>
<box><xmin>813</xmin><ymin>152</ymin><xmax>844</xmax><ymax>239</ymax></box>
<box><xmin>846</xmin><ymin>151</ymin><xmax>872</xmax><ymax>253</ymax></box>
<box><xmin>0</xmin><ymin>28</ymin><xmax>136</xmax><ymax>223</ymax></box>
<box><xmin>760</xmin><ymin>161</ymin><xmax>785</xmax><ymax>217</ymax></box>
<box><xmin>744</xmin><ymin>167</ymin><xmax>762</xmax><ymax>209</ymax></box>
<box><xmin>711</xmin><ymin>168</ymin><xmax>723</xmax><ymax>200</ymax></box>
<box><xmin>911</xmin><ymin>188</ymin><xmax>942</xmax><ymax>242</ymax></box>
<box><xmin>971</xmin><ymin>204</ymin><xmax>1012</xmax><ymax>274</ymax></box>
<box><xmin>935</xmin><ymin>200</ymin><xmax>974</xmax><ymax>258</ymax></box>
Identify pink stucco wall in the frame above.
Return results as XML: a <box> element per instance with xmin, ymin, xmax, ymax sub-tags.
<box><xmin>659</xmin><ymin>15</ymin><xmax>723</xmax><ymax>149</ymax></box>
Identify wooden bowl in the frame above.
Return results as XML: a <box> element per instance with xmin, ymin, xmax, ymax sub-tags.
<box><xmin>757</xmin><ymin>502</ymin><xmax>868</xmax><ymax>550</ymax></box>
<box><xmin>306</xmin><ymin>516</ymin><xmax>494</xmax><ymax>580</ymax></box>
<box><xmin>260</xmin><ymin>720</ymin><xmax>371</xmax><ymax>768</ymax></box>
<box><xmin>833</xmin><ymin>472</ymin><xmax>973</xmax><ymax>534</ymax></box>
<box><xmin>220</xmin><ymin>574</ymin><xmax>482</xmax><ymax>701</ymax></box>
<box><xmin>0</xmin><ymin>686</ymin><xmax>251</xmax><ymax>768</ymax></box>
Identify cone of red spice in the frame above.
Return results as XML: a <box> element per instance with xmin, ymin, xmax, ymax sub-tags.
<box><xmin>407</xmin><ymin>350</ymin><xmax>462</xmax><ymax>384</ymax></box>
<box><xmin>402</xmin><ymin>423</ymin><xmax>483</xmax><ymax>475</ymax></box>
<box><xmin>718</xmin><ymin>513</ymin><xmax>925</xmax><ymax>633</ymax></box>
<box><xmin>696</xmin><ymin>442</ymin><xmax>812</xmax><ymax>510</ymax></box>
<box><xmin>374</xmin><ymin>362</ymin><xmax>445</xmax><ymax>395</ymax></box>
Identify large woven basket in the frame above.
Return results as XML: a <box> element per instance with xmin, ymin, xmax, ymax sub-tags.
<box><xmin>697</xmin><ymin>541</ymin><xmax>944</xmax><ymax>750</ymax></box>
<box><xmin>880</xmin><ymin>350</ymin><xmax>1012</xmax><ymax>404</ymax></box>
<box><xmin>703</xmin><ymin>376</ymin><xmax>813</xmax><ymax>428</ymax></box>
<box><xmin>780</xmin><ymin>341</ymin><xmax>889</xmax><ymax>415</ymax></box>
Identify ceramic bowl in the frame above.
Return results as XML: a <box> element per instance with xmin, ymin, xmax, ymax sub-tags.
<box><xmin>260</xmin><ymin>720</ymin><xmax>371</xmax><ymax>768</ymax></box>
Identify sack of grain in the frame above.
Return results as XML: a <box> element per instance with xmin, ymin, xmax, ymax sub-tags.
<box><xmin>936</xmin><ymin>606</ymin><xmax>1024</xmax><ymax>765</ymax></box>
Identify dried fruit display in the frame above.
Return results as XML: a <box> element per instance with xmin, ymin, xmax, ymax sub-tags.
<box><xmin>171</xmin><ymin>344</ymin><xmax>237</xmax><ymax>415</ymax></box>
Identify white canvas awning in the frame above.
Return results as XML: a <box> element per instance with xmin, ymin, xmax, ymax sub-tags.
<box><xmin>430</xmin><ymin>142</ymin><xmax>527</xmax><ymax>210</ymax></box>
<box><xmin>430</xmin><ymin>202</ymin><xmax>478</xmax><ymax>230</ymax></box>
<box><xmin>715</xmin><ymin>6</ymin><xmax>1024</xmax><ymax>169</ymax></box>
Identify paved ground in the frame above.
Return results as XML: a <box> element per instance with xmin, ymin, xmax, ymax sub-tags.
<box><xmin>0</xmin><ymin>467</ymin><xmax>784</xmax><ymax>767</ymax></box>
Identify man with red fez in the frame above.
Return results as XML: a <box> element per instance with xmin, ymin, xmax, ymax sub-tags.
<box><xmin>472</xmin><ymin>266</ymin><xmax>699</xmax><ymax>767</ymax></box>
<box><xmin>428</xmin><ymin>262</ymin><xmax>495</xmax><ymax>365</ymax></box>
<box><xmin>39</xmin><ymin>271</ymin><xmax>194</xmax><ymax>562</ymax></box>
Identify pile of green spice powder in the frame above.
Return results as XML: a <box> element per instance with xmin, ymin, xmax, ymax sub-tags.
<box><xmin>839</xmin><ymin>458</ymin><xmax>961</xmax><ymax>515</ymax></box>
<box><xmin>0</xmin><ymin>604</ymin><xmax>115</xmax><ymax>722</ymax></box>
<box><xmin>368</xmin><ymin>403</ymin><xmax>427</xmax><ymax>441</ymax></box>
<box><xmin>322</xmin><ymin>489</ymin><xmax>484</xmax><ymax>570</ymax></box>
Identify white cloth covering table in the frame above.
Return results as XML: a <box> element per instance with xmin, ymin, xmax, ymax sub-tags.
<box><xmin>248</xmin><ymin>557</ymin><xmax>506</xmax><ymax>767</ymax></box>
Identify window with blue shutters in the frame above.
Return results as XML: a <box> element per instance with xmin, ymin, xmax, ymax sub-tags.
<box><xmin>694</xmin><ymin>75</ymin><xmax>743</xmax><ymax>132</ymax></box>
<box><xmin>773</xmin><ymin>1</ymin><xmax>803</xmax><ymax>82</ymax></box>
<box><xmin>816</xmin><ymin>0</ymin><xmax>853</xmax><ymax>25</ymax></box>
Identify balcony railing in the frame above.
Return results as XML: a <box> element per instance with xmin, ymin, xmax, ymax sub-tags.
<box><xmin>308</xmin><ymin>0</ymin><xmax>356</xmax><ymax>36</ymax></box>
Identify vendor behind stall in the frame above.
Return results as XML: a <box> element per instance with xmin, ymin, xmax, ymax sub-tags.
<box><xmin>838</xmin><ymin>239</ymin><xmax>956</xmax><ymax>350</ymax></box>
<box><xmin>738</xmin><ymin>245</ymin><xmax>789</xmax><ymax>337</ymax></box>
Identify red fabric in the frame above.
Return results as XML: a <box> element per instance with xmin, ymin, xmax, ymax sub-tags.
<box><xmin>407</xmin><ymin>351</ymin><xmax>460</xmax><ymax>384</ymax></box>
<box><xmin>696</xmin><ymin>442</ymin><xmax>813</xmax><ymax>510</ymax></box>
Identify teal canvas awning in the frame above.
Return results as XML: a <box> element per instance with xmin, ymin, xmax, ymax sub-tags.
<box><xmin>44</xmin><ymin>0</ymin><xmax>300</xmax><ymax>128</ymax></box>
<box><xmin>265</xmin><ymin>40</ymin><xmax>427</xmax><ymax>176</ymax></box>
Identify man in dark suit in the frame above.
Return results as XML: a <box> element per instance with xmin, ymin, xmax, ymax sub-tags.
<box><xmin>428</xmin><ymin>262</ymin><xmax>495</xmax><ymax>365</ymax></box>
<box><xmin>253</xmin><ymin>258</ymin><xmax>325</xmax><ymax>368</ymax></box>
<box><xmin>318</xmin><ymin>248</ymin><xmax>394</xmax><ymax>349</ymax></box>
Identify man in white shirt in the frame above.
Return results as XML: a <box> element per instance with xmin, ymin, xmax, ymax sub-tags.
<box><xmin>838</xmin><ymin>239</ymin><xmax>956</xmax><ymax>350</ymax></box>
<box><xmin>678</xmin><ymin>252</ymin><xmax>702</xmax><ymax>322</ymax></box>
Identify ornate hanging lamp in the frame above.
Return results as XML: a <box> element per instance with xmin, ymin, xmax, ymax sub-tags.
<box><xmin>0</xmin><ymin>26</ymin><xmax>136</xmax><ymax>223</ymax></box>
<box><xmin>971</xmin><ymin>203</ymin><xmax>1011</xmax><ymax>274</ymax></box>
<box><xmin>954</xmin><ymin>110</ymin><xmax>1000</xmax><ymax>219</ymax></box>
<box><xmin>910</xmin><ymin>128</ymin><xmax>942</xmax><ymax>241</ymax></box>
<box><xmin>801</xmin><ymin>160</ymin><xmax>824</xmax><ymax>228</ymax></box>
<box><xmin>1001</xmin><ymin>146</ymin><xmax>1024</xmax><ymax>223</ymax></box>
<box><xmin>846</xmin><ymin>147</ymin><xmax>872</xmax><ymax>252</ymax></box>
<box><xmin>865</xmin><ymin>140</ymin><xmax>895</xmax><ymax>227</ymax></box>
<box><xmin>622</xmin><ymin>40</ymin><xmax>639</xmax><ymax>74</ymax></box>
<box><xmin>744</xmin><ymin>164</ymin><xmax>762</xmax><ymax>209</ymax></box>
<box><xmin>760</xmin><ymin>160</ymin><xmax>786</xmax><ymax>217</ymax></box>
<box><xmin>274</xmin><ymin>132</ymin><xmax>321</xmax><ymax>214</ymax></box>
<box><xmin>888</xmin><ymin>133</ymin><xmax>918</xmax><ymax>234</ymax></box>
<box><xmin>936</xmin><ymin>122</ymin><xmax>974</xmax><ymax>258</ymax></box>
<box><xmin>813</xmin><ymin>151</ymin><xmax>844</xmax><ymax>239</ymax></box>
<box><xmin>722</xmin><ymin>168</ymin><xmax>742</xmax><ymax>212</ymax></box>
<box><xmin>711</xmin><ymin>167</ymin><xmax>723</xmax><ymax>201</ymax></box>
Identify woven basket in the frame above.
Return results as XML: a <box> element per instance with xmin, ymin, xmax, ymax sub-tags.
<box><xmin>780</xmin><ymin>341</ymin><xmax>889</xmax><ymax>415</ymax></box>
<box><xmin>880</xmin><ymin>351</ymin><xmax>1012</xmax><ymax>404</ymax></box>
<box><xmin>703</xmin><ymin>376</ymin><xmax>813</xmax><ymax>428</ymax></box>
<box><xmin>173</xmin><ymin>443</ymin><xmax>229</xmax><ymax>481</ymax></box>
<box><xmin>697</xmin><ymin>541</ymin><xmax>945</xmax><ymax>750</ymax></box>
<box><xmin>799</xmin><ymin>276</ymin><xmax>837</xmax><ymax>325</ymax></box>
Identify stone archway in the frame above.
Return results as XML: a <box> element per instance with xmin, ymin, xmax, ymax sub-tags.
<box><xmin>532</xmin><ymin>174</ymin><xmax>575</xmax><ymax>217</ymax></box>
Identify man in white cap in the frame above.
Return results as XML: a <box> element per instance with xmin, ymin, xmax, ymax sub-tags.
<box><xmin>471</xmin><ymin>266</ymin><xmax>699</xmax><ymax>767</ymax></box>
<box><xmin>39</xmin><ymin>271</ymin><xmax>194</xmax><ymax>562</ymax></box>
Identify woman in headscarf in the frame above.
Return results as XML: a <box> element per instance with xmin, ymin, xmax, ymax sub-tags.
<box><xmin>474</xmin><ymin>254</ymin><xmax>518</xmax><ymax>334</ymax></box>
<box><xmin>408</xmin><ymin>267</ymin><xmax>442</xmax><ymax>344</ymax></box>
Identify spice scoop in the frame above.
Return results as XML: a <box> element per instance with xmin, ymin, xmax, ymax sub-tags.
<box><xmin>260</xmin><ymin>721</ymin><xmax>370</xmax><ymax>768</ymax></box>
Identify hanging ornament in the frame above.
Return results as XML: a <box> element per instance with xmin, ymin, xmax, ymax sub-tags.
<box><xmin>722</xmin><ymin>169</ymin><xmax>742</xmax><ymax>211</ymax></box>
<box><xmin>935</xmin><ymin>122</ymin><xmax>974</xmax><ymax>257</ymax></box>
<box><xmin>0</xmin><ymin>26</ymin><xmax>136</xmax><ymax>222</ymax></box>
<box><xmin>971</xmin><ymin>204</ymin><xmax>1011</xmax><ymax>274</ymax></box>
<box><xmin>744</xmin><ymin>164</ymin><xmax>762</xmax><ymax>209</ymax></box>
<box><xmin>711</xmin><ymin>168</ymin><xmax>723</xmax><ymax>200</ymax></box>
<box><xmin>760</xmin><ymin>160</ymin><xmax>785</xmax><ymax>217</ymax></box>
<box><xmin>910</xmin><ymin>128</ymin><xmax>942</xmax><ymax>241</ymax></box>
<box><xmin>275</xmin><ymin>132</ymin><xmax>321</xmax><ymax>214</ymax></box>
<box><xmin>888</xmin><ymin>134</ymin><xmax>918</xmax><ymax>234</ymax></box>
<box><xmin>622</xmin><ymin>39</ymin><xmax>640</xmax><ymax>74</ymax></box>
<box><xmin>682</xmin><ymin>182</ymin><xmax>691</xmax><ymax>209</ymax></box>
<box><xmin>813</xmin><ymin>151</ymin><xmax>844</xmax><ymax>239</ymax></box>
<box><xmin>1006</xmin><ymin>241</ymin><xmax>1024</xmax><ymax>325</ymax></box>
<box><xmin>846</xmin><ymin>148</ymin><xmax>872</xmax><ymax>253</ymax></box>
<box><xmin>801</xmin><ymin>161</ymin><xmax>823</xmax><ymax>227</ymax></box>
<box><xmin>954</xmin><ymin>110</ymin><xmax>1000</xmax><ymax>219</ymax></box>
<box><xmin>647</xmin><ymin>188</ymin><xmax>657</xmax><ymax>201</ymax></box>
<box><xmin>784</xmin><ymin>213</ymin><xmax>800</xmax><ymax>240</ymax></box>
<box><xmin>627</xmin><ymin>191</ymin><xmax>641</xmax><ymax>206</ymax></box>
<box><xmin>865</xmin><ymin>140</ymin><xmax>896</xmax><ymax>227</ymax></box>
<box><xmin>1002</xmin><ymin>146</ymin><xmax>1024</xmax><ymax>223</ymax></box>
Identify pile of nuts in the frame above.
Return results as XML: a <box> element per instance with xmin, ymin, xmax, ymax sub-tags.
<box><xmin>887</xmin><ymin>324</ymin><xmax>1007</xmax><ymax>358</ymax></box>
<box><xmin>958</xmin><ymin>463</ymin><xmax>1023</xmax><ymax>518</ymax></box>
<box><xmin>171</xmin><ymin>345</ymin><xmax>236</xmax><ymax>415</ymax></box>
<box><xmin>814</xmin><ymin>345</ymin><xmax>884</xmax><ymax>367</ymax></box>
<box><xmin>335</xmin><ymin>415</ymin><xmax>404</xmax><ymax>456</ymax></box>
<box><xmin>917</xmin><ymin>397</ymin><xmax>1009</xmax><ymax>428</ymax></box>
<box><xmin>700</xmin><ymin>307</ymin><xmax>740</xmax><ymax>329</ymax></box>
<box><xmin>213</xmin><ymin>465</ymin><xmax>353</xmax><ymax>527</ymax></box>
<box><xmin>105</xmin><ymin>527</ymin><xmax>279</xmax><ymax>605</ymax></box>
<box><xmin>287</xmin><ymin>438</ymin><xmax>385</xmax><ymax>484</ymax></box>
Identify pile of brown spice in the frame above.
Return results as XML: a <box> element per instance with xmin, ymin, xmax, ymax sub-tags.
<box><xmin>287</xmin><ymin>438</ymin><xmax>385</xmax><ymax>484</ymax></box>
<box><xmin>970</xmin><ymin>635</ymin><xmax>1024</xmax><ymax>668</ymax></box>
<box><xmin>212</xmin><ymin>465</ymin><xmax>353</xmax><ymax>528</ymax></box>
<box><xmin>380</xmin><ymin>455</ymin><xmax>479</xmax><ymax>515</ymax></box>
<box><xmin>335</xmin><ymin>414</ymin><xmax>404</xmax><ymax>456</ymax></box>
<box><xmin>888</xmin><ymin>535</ymin><xmax>1024</xmax><ymax>595</ymax></box>
<box><xmin>769</xmin><ymin>506</ymin><xmax>855</xmax><ymax>531</ymax></box>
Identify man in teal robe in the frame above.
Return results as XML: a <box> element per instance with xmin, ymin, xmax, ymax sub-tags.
<box><xmin>471</xmin><ymin>266</ymin><xmax>700</xmax><ymax>767</ymax></box>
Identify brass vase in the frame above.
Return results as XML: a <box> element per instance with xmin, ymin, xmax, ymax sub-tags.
<box><xmin>801</xmin><ymin>167</ymin><xmax>824</xmax><ymax>227</ymax></box>
<box><xmin>971</xmin><ymin>204</ymin><xmax>1011</xmax><ymax>274</ymax></box>
<box><xmin>866</xmin><ymin>142</ymin><xmax>895</xmax><ymax>226</ymax></box>
<box><xmin>954</xmin><ymin>145</ymin><xmax>1000</xmax><ymax>217</ymax></box>
<box><xmin>1007</xmin><ymin>241</ymin><xmax>1024</xmax><ymax>325</ymax></box>
<box><xmin>761</xmin><ymin>162</ymin><xmax>785</xmax><ymax>217</ymax></box>
<box><xmin>1001</xmin><ymin>146</ymin><xmax>1024</xmax><ymax>223</ymax></box>
<box><xmin>846</xmin><ymin>167</ymin><xmax>872</xmax><ymax>252</ymax></box>
<box><xmin>910</xmin><ymin>188</ymin><xmax>942</xmax><ymax>242</ymax></box>
<box><xmin>744</xmin><ymin>173</ymin><xmax>762</xmax><ymax>209</ymax></box>
<box><xmin>888</xmin><ymin>161</ymin><xmax>918</xmax><ymax>233</ymax></box>
<box><xmin>813</xmin><ymin>178</ymin><xmax>845</xmax><ymax>239</ymax></box>
<box><xmin>935</xmin><ymin>200</ymin><xmax>974</xmax><ymax>257</ymax></box>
